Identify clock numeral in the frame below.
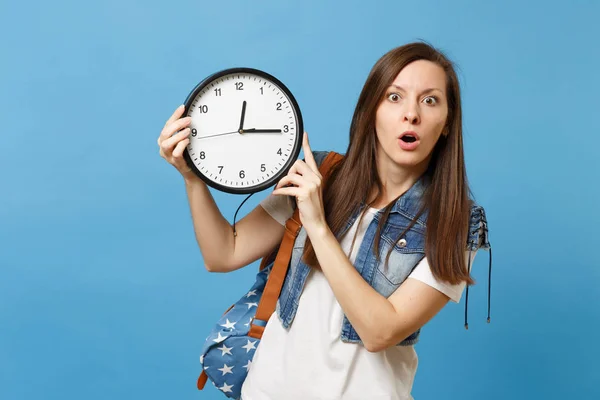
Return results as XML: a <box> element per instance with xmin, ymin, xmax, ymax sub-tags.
<box><xmin>239</xmin><ymin>170</ymin><xmax>245</xmax><ymax>179</ymax></box>
<box><xmin>260</xmin><ymin>87</ymin><xmax>264</xmax><ymax>95</ymax></box>
<box><xmin>277</xmin><ymin>148</ymin><xmax>282</xmax><ymax>156</ymax></box>
<box><xmin>218</xmin><ymin>166</ymin><xmax>223</xmax><ymax>174</ymax></box>
<box><xmin>261</xmin><ymin>164</ymin><xmax>266</xmax><ymax>172</ymax></box>
<box><xmin>283</xmin><ymin>125</ymin><xmax>289</xmax><ymax>133</ymax></box>
<box><xmin>235</xmin><ymin>82</ymin><xmax>244</xmax><ymax>90</ymax></box>
<box><xmin>191</xmin><ymin>128</ymin><xmax>197</xmax><ymax>137</ymax></box>
<box><xmin>200</xmin><ymin>151</ymin><xmax>206</xmax><ymax>159</ymax></box>
<box><xmin>276</xmin><ymin>102</ymin><xmax>282</xmax><ymax>111</ymax></box>
<box><xmin>199</xmin><ymin>105</ymin><xmax>209</xmax><ymax>113</ymax></box>
<box><xmin>214</xmin><ymin>88</ymin><xmax>221</xmax><ymax>96</ymax></box>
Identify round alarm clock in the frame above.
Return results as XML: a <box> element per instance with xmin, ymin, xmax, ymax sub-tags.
<box><xmin>181</xmin><ymin>67</ymin><xmax>304</xmax><ymax>194</ymax></box>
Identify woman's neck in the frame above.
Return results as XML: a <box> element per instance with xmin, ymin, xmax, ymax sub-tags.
<box><xmin>367</xmin><ymin>148</ymin><xmax>429</xmax><ymax>209</ymax></box>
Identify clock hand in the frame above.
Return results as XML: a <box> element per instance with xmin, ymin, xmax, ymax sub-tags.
<box><xmin>238</xmin><ymin>101</ymin><xmax>247</xmax><ymax>132</ymax></box>
<box><xmin>241</xmin><ymin>128</ymin><xmax>282</xmax><ymax>133</ymax></box>
<box><xmin>197</xmin><ymin>130</ymin><xmax>239</xmax><ymax>139</ymax></box>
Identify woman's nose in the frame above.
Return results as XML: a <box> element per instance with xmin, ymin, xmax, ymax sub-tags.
<box><xmin>403</xmin><ymin>102</ymin><xmax>420</xmax><ymax>125</ymax></box>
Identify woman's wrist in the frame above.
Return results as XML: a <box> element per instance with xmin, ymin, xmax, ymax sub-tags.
<box><xmin>182</xmin><ymin>169</ymin><xmax>202</xmax><ymax>185</ymax></box>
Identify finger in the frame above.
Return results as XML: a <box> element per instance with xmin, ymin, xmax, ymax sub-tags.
<box><xmin>172</xmin><ymin>137</ymin><xmax>190</xmax><ymax>159</ymax></box>
<box><xmin>162</xmin><ymin>116</ymin><xmax>192</xmax><ymax>139</ymax></box>
<box><xmin>275</xmin><ymin>174</ymin><xmax>305</xmax><ymax>190</ymax></box>
<box><xmin>159</xmin><ymin>116</ymin><xmax>193</xmax><ymax>143</ymax></box>
<box><xmin>272</xmin><ymin>187</ymin><xmax>299</xmax><ymax>197</ymax></box>
<box><xmin>291</xmin><ymin>159</ymin><xmax>320</xmax><ymax>184</ymax></box>
<box><xmin>290</xmin><ymin>158</ymin><xmax>314</xmax><ymax>175</ymax></box>
<box><xmin>159</xmin><ymin>104</ymin><xmax>187</xmax><ymax>142</ymax></box>
<box><xmin>161</xmin><ymin>128</ymin><xmax>190</xmax><ymax>153</ymax></box>
<box><xmin>287</xmin><ymin>160</ymin><xmax>306</xmax><ymax>177</ymax></box>
<box><xmin>302</xmin><ymin>132</ymin><xmax>319</xmax><ymax>173</ymax></box>
<box><xmin>288</xmin><ymin>160</ymin><xmax>305</xmax><ymax>176</ymax></box>
<box><xmin>164</xmin><ymin>104</ymin><xmax>186</xmax><ymax>128</ymax></box>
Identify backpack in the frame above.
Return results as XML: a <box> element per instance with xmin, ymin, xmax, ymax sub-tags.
<box><xmin>196</xmin><ymin>151</ymin><xmax>344</xmax><ymax>399</ymax></box>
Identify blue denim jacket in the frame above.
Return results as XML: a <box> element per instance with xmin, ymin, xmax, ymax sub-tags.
<box><xmin>270</xmin><ymin>151</ymin><xmax>491</xmax><ymax>346</ymax></box>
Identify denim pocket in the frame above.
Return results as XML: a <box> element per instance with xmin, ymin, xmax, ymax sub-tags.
<box><xmin>374</xmin><ymin>223</ymin><xmax>426</xmax><ymax>289</ymax></box>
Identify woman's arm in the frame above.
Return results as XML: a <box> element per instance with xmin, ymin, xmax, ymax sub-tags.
<box><xmin>308</xmin><ymin>224</ymin><xmax>451</xmax><ymax>352</ymax></box>
<box><xmin>159</xmin><ymin>105</ymin><xmax>286</xmax><ymax>273</ymax></box>
<box><xmin>183</xmin><ymin>175</ymin><xmax>285</xmax><ymax>273</ymax></box>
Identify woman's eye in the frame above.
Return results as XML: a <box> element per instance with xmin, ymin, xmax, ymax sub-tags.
<box><xmin>423</xmin><ymin>96</ymin><xmax>437</xmax><ymax>105</ymax></box>
<box><xmin>387</xmin><ymin>93</ymin><xmax>400</xmax><ymax>102</ymax></box>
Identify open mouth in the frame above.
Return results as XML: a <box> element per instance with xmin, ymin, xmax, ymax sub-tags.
<box><xmin>400</xmin><ymin>135</ymin><xmax>417</xmax><ymax>143</ymax></box>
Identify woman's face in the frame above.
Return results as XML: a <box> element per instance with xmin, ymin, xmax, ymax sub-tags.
<box><xmin>374</xmin><ymin>59</ymin><xmax>449</xmax><ymax>173</ymax></box>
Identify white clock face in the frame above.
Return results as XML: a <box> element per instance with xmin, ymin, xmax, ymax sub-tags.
<box><xmin>183</xmin><ymin>69</ymin><xmax>303</xmax><ymax>194</ymax></box>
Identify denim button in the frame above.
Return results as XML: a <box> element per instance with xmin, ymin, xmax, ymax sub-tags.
<box><xmin>398</xmin><ymin>238</ymin><xmax>407</xmax><ymax>248</ymax></box>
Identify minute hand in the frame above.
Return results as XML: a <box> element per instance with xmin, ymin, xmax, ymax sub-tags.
<box><xmin>242</xmin><ymin>128</ymin><xmax>282</xmax><ymax>133</ymax></box>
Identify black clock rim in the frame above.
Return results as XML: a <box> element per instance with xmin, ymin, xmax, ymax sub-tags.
<box><xmin>181</xmin><ymin>67</ymin><xmax>304</xmax><ymax>195</ymax></box>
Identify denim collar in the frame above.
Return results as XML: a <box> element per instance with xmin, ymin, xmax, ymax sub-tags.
<box><xmin>358</xmin><ymin>173</ymin><xmax>431</xmax><ymax>226</ymax></box>
<box><xmin>393</xmin><ymin>173</ymin><xmax>430</xmax><ymax>220</ymax></box>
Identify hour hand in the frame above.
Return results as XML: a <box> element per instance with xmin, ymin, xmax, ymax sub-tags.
<box><xmin>238</xmin><ymin>101</ymin><xmax>247</xmax><ymax>132</ymax></box>
<box><xmin>242</xmin><ymin>128</ymin><xmax>282</xmax><ymax>133</ymax></box>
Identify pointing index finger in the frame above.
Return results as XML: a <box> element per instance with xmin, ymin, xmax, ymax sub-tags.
<box><xmin>302</xmin><ymin>132</ymin><xmax>318</xmax><ymax>172</ymax></box>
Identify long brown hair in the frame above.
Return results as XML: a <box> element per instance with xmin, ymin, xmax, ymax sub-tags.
<box><xmin>302</xmin><ymin>41</ymin><xmax>475</xmax><ymax>286</ymax></box>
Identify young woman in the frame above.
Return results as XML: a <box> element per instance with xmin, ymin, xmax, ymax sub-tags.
<box><xmin>158</xmin><ymin>41</ymin><xmax>491</xmax><ymax>400</ymax></box>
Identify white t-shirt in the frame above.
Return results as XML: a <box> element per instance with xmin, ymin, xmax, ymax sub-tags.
<box><xmin>240</xmin><ymin>194</ymin><xmax>475</xmax><ymax>400</ymax></box>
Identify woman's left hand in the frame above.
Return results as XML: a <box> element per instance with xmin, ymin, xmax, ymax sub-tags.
<box><xmin>272</xmin><ymin>132</ymin><xmax>327</xmax><ymax>234</ymax></box>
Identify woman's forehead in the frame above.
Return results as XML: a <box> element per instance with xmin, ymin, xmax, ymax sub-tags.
<box><xmin>391</xmin><ymin>60</ymin><xmax>447</xmax><ymax>93</ymax></box>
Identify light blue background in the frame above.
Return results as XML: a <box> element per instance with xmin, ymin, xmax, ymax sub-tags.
<box><xmin>1</xmin><ymin>0</ymin><xmax>599</xmax><ymax>399</ymax></box>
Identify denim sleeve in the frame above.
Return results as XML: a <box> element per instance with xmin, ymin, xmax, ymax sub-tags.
<box><xmin>467</xmin><ymin>203</ymin><xmax>491</xmax><ymax>251</ymax></box>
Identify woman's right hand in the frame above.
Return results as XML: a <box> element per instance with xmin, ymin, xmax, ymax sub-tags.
<box><xmin>157</xmin><ymin>104</ymin><xmax>196</xmax><ymax>179</ymax></box>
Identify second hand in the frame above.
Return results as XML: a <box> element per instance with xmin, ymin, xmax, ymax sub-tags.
<box><xmin>196</xmin><ymin>131</ymin><xmax>239</xmax><ymax>139</ymax></box>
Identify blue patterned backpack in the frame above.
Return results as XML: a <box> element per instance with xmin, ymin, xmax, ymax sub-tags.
<box><xmin>196</xmin><ymin>151</ymin><xmax>344</xmax><ymax>399</ymax></box>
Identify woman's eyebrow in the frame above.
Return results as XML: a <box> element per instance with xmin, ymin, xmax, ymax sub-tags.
<box><xmin>390</xmin><ymin>85</ymin><xmax>444</xmax><ymax>95</ymax></box>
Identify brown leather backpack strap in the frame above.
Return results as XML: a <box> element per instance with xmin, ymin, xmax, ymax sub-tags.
<box><xmin>257</xmin><ymin>151</ymin><xmax>343</xmax><ymax>273</ymax></box>
<box><xmin>248</xmin><ymin>151</ymin><xmax>343</xmax><ymax>339</ymax></box>
<box><xmin>320</xmin><ymin>151</ymin><xmax>344</xmax><ymax>186</ymax></box>
<box><xmin>258</xmin><ymin>244</ymin><xmax>278</xmax><ymax>271</ymax></box>
<box><xmin>248</xmin><ymin>213</ymin><xmax>301</xmax><ymax>339</ymax></box>
<box><xmin>197</xmin><ymin>370</ymin><xmax>208</xmax><ymax>389</ymax></box>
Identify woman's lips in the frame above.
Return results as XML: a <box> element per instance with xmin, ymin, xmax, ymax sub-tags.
<box><xmin>398</xmin><ymin>131</ymin><xmax>420</xmax><ymax>151</ymax></box>
<box><xmin>398</xmin><ymin>138</ymin><xmax>419</xmax><ymax>150</ymax></box>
